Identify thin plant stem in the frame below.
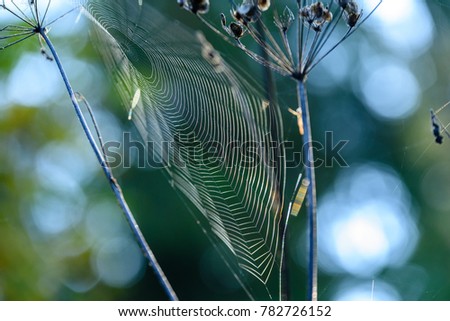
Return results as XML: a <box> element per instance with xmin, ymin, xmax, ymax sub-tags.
<box><xmin>280</xmin><ymin>28</ymin><xmax>294</xmax><ymax>65</ymax></box>
<box><xmin>39</xmin><ymin>30</ymin><xmax>179</xmax><ymax>301</ymax></box>
<box><xmin>248</xmin><ymin>20</ymin><xmax>292</xmax><ymax>68</ymax></box>
<box><xmin>297</xmin><ymin>80</ymin><xmax>317</xmax><ymax>301</ymax></box>
<box><xmin>296</xmin><ymin>0</ymin><xmax>318</xmax><ymax>300</ymax></box>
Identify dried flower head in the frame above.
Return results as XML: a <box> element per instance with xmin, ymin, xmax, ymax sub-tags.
<box><xmin>258</xmin><ymin>0</ymin><xmax>271</xmax><ymax>12</ymax></box>
<box><xmin>230</xmin><ymin>22</ymin><xmax>245</xmax><ymax>39</ymax></box>
<box><xmin>178</xmin><ymin>0</ymin><xmax>210</xmax><ymax>14</ymax></box>
<box><xmin>337</xmin><ymin>0</ymin><xmax>350</xmax><ymax>9</ymax></box>
<box><xmin>274</xmin><ymin>6</ymin><xmax>295</xmax><ymax>32</ymax></box>
<box><xmin>180</xmin><ymin>0</ymin><xmax>381</xmax><ymax>80</ymax></box>
<box><xmin>233</xmin><ymin>1</ymin><xmax>262</xmax><ymax>24</ymax></box>
<box><xmin>220</xmin><ymin>13</ymin><xmax>241</xmax><ymax>40</ymax></box>
<box><xmin>299</xmin><ymin>6</ymin><xmax>314</xmax><ymax>25</ymax></box>
<box><xmin>299</xmin><ymin>2</ymin><xmax>332</xmax><ymax>32</ymax></box>
<box><xmin>345</xmin><ymin>0</ymin><xmax>359</xmax><ymax>12</ymax></box>
<box><xmin>0</xmin><ymin>0</ymin><xmax>62</xmax><ymax>56</ymax></box>
<box><xmin>343</xmin><ymin>1</ymin><xmax>361</xmax><ymax>27</ymax></box>
<box><xmin>221</xmin><ymin>14</ymin><xmax>246</xmax><ymax>39</ymax></box>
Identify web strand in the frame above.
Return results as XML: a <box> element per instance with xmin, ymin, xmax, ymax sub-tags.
<box><xmin>86</xmin><ymin>0</ymin><xmax>286</xmax><ymax>299</ymax></box>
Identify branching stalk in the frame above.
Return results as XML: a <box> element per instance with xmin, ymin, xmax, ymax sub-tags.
<box><xmin>39</xmin><ymin>30</ymin><xmax>179</xmax><ymax>301</ymax></box>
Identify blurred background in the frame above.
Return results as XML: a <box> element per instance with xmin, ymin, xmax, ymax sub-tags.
<box><xmin>1</xmin><ymin>0</ymin><xmax>450</xmax><ymax>300</ymax></box>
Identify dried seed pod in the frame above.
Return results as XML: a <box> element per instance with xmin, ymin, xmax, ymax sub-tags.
<box><xmin>312</xmin><ymin>23</ymin><xmax>322</xmax><ymax>32</ymax></box>
<box><xmin>258</xmin><ymin>0</ymin><xmax>271</xmax><ymax>11</ymax></box>
<box><xmin>299</xmin><ymin>6</ymin><xmax>314</xmax><ymax>24</ymax></box>
<box><xmin>274</xmin><ymin>6</ymin><xmax>295</xmax><ymax>32</ymax></box>
<box><xmin>191</xmin><ymin>0</ymin><xmax>209</xmax><ymax>14</ymax></box>
<box><xmin>345</xmin><ymin>11</ymin><xmax>361</xmax><ymax>27</ymax></box>
<box><xmin>337</xmin><ymin>0</ymin><xmax>350</xmax><ymax>9</ymax></box>
<box><xmin>310</xmin><ymin>2</ymin><xmax>325</xmax><ymax>18</ymax></box>
<box><xmin>230</xmin><ymin>22</ymin><xmax>245</xmax><ymax>38</ymax></box>
<box><xmin>179</xmin><ymin>0</ymin><xmax>209</xmax><ymax>14</ymax></box>
<box><xmin>220</xmin><ymin>12</ymin><xmax>227</xmax><ymax>27</ymax></box>
<box><xmin>300</xmin><ymin>2</ymin><xmax>332</xmax><ymax>31</ymax></box>
<box><xmin>233</xmin><ymin>3</ymin><xmax>261</xmax><ymax>24</ymax></box>
<box><xmin>344</xmin><ymin>1</ymin><xmax>361</xmax><ymax>27</ymax></box>
<box><xmin>323</xmin><ymin>9</ymin><xmax>333</xmax><ymax>22</ymax></box>
<box><xmin>311</xmin><ymin>2</ymin><xmax>332</xmax><ymax>21</ymax></box>
<box><xmin>345</xmin><ymin>1</ymin><xmax>359</xmax><ymax>13</ymax></box>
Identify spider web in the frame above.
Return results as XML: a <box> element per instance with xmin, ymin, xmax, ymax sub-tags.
<box><xmin>84</xmin><ymin>0</ymin><xmax>286</xmax><ymax>299</ymax></box>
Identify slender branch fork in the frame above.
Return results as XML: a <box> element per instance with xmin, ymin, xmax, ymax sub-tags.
<box><xmin>0</xmin><ymin>1</ymin><xmax>178</xmax><ymax>300</ymax></box>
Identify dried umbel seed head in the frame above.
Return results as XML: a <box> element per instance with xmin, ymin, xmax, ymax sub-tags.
<box><xmin>345</xmin><ymin>0</ymin><xmax>359</xmax><ymax>13</ymax></box>
<box><xmin>275</xmin><ymin>6</ymin><xmax>295</xmax><ymax>32</ymax></box>
<box><xmin>221</xmin><ymin>14</ymin><xmax>246</xmax><ymax>39</ymax></box>
<box><xmin>191</xmin><ymin>0</ymin><xmax>210</xmax><ymax>14</ymax></box>
<box><xmin>321</xmin><ymin>9</ymin><xmax>332</xmax><ymax>23</ymax></box>
<box><xmin>337</xmin><ymin>0</ymin><xmax>350</xmax><ymax>9</ymax></box>
<box><xmin>230</xmin><ymin>22</ymin><xmax>245</xmax><ymax>38</ymax></box>
<box><xmin>299</xmin><ymin>2</ymin><xmax>332</xmax><ymax>31</ymax></box>
<box><xmin>344</xmin><ymin>1</ymin><xmax>361</xmax><ymax>27</ymax></box>
<box><xmin>299</xmin><ymin>6</ymin><xmax>314</xmax><ymax>24</ymax></box>
<box><xmin>179</xmin><ymin>0</ymin><xmax>210</xmax><ymax>14</ymax></box>
<box><xmin>345</xmin><ymin>11</ymin><xmax>360</xmax><ymax>27</ymax></box>
<box><xmin>310</xmin><ymin>1</ymin><xmax>325</xmax><ymax>17</ymax></box>
<box><xmin>233</xmin><ymin>2</ymin><xmax>261</xmax><ymax>24</ymax></box>
<box><xmin>258</xmin><ymin>0</ymin><xmax>271</xmax><ymax>11</ymax></box>
<box><xmin>310</xmin><ymin>2</ymin><xmax>332</xmax><ymax>22</ymax></box>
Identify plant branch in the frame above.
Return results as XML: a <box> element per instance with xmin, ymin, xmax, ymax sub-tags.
<box><xmin>297</xmin><ymin>80</ymin><xmax>318</xmax><ymax>301</ymax></box>
<box><xmin>39</xmin><ymin>30</ymin><xmax>178</xmax><ymax>301</ymax></box>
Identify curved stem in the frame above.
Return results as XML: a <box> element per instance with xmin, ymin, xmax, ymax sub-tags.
<box><xmin>297</xmin><ymin>80</ymin><xmax>317</xmax><ymax>301</ymax></box>
<box><xmin>39</xmin><ymin>30</ymin><xmax>178</xmax><ymax>301</ymax></box>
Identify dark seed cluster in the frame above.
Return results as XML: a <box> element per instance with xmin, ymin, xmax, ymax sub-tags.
<box><xmin>299</xmin><ymin>2</ymin><xmax>333</xmax><ymax>32</ymax></box>
<box><xmin>178</xmin><ymin>0</ymin><xmax>210</xmax><ymax>15</ymax></box>
<box><xmin>177</xmin><ymin>0</ymin><xmax>380</xmax><ymax>79</ymax></box>
<box><xmin>343</xmin><ymin>1</ymin><xmax>362</xmax><ymax>27</ymax></box>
